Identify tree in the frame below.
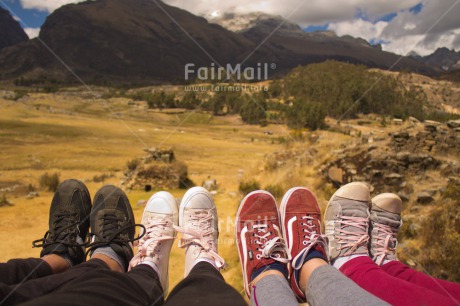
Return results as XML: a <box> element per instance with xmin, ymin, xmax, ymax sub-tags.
<box><xmin>240</xmin><ymin>94</ymin><xmax>267</xmax><ymax>125</ymax></box>
<box><xmin>286</xmin><ymin>98</ymin><xmax>327</xmax><ymax>130</ymax></box>
<box><xmin>179</xmin><ymin>92</ymin><xmax>201</xmax><ymax>109</ymax></box>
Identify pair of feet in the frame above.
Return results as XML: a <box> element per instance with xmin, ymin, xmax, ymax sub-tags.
<box><xmin>325</xmin><ymin>182</ymin><xmax>402</xmax><ymax>267</ymax></box>
<box><xmin>129</xmin><ymin>187</ymin><xmax>225</xmax><ymax>293</ymax></box>
<box><xmin>33</xmin><ymin>180</ymin><xmax>224</xmax><ymax>294</ymax></box>
<box><xmin>236</xmin><ymin>183</ymin><xmax>403</xmax><ymax>302</ymax></box>
<box><xmin>33</xmin><ymin>180</ymin><xmax>138</xmax><ymax>271</ymax></box>
<box><xmin>236</xmin><ymin>187</ymin><xmax>327</xmax><ymax>301</ymax></box>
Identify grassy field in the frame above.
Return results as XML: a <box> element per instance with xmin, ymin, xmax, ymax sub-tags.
<box><xmin>2</xmin><ymin>85</ymin><xmax>458</xmax><ymax>296</ymax></box>
<box><xmin>0</xmin><ymin>90</ymin><xmax>314</xmax><ymax>296</ymax></box>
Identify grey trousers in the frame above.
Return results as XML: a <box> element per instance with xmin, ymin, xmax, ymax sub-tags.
<box><xmin>250</xmin><ymin>265</ymin><xmax>388</xmax><ymax>306</ymax></box>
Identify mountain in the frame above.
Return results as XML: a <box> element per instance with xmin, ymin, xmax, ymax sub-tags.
<box><xmin>211</xmin><ymin>12</ymin><xmax>433</xmax><ymax>76</ymax></box>
<box><xmin>0</xmin><ymin>2</ymin><xmax>434</xmax><ymax>84</ymax></box>
<box><xmin>415</xmin><ymin>47</ymin><xmax>460</xmax><ymax>71</ymax></box>
<box><xmin>0</xmin><ymin>7</ymin><xmax>28</xmax><ymax>51</ymax></box>
<box><xmin>0</xmin><ymin>0</ymin><xmax>263</xmax><ymax>84</ymax></box>
<box><xmin>211</xmin><ymin>12</ymin><xmax>305</xmax><ymax>37</ymax></box>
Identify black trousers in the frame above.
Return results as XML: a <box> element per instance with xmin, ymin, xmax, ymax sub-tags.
<box><xmin>0</xmin><ymin>258</ymin><xmax>247</xmax><ymax>306</ymax></box>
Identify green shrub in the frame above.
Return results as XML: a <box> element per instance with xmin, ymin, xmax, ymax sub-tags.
<box><xmin>93</xmin><ymin>173</ymin><xmax>112</xmax><ymax>183</ymax></box>
<box><xmin>239</xmin><ymin>179</ymin><xmax>261</xmax><ymax>195</ymax></box>
<box><xmin>0</xmin><ymin>194</ymin><xmax>13</xmax><ymax>207</ymax></box>
<box><xmin>39</xmin><ymin>173</ymin><xmax>60</xmax><ymax>192</ymax></box>
<box><xmin>280</xmin><ymin>60</ymin><xmax>427</xmax><ymax>126</ymax></box>
<box><xmin>127</xmin><ymin>159</ymin><xmax>139</xmax><ymax>171</ymax></box>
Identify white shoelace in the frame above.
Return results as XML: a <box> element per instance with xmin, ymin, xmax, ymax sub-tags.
<box><xmin>292</xmin><ymin>216</ymin><xmax>327</xmax><ymax>270</ymax></box>
<box><xmin>174</xmin><ymin>209</ymin><xmax>226</xmax><ymax>269</ymax></box>
<box><xmin>373</xmin><ymin>221</ymin><xmax>400</xmax><ymax>265</ymax></box>
<box><xmin>128</xmin><ymin>216</ymin><xmax>175</xmax><ymax>270</ymax></box>
<box><xmin>253</xmin><ymin>223</ymin><xmax>291</xmax><ymax>263</ymax></box>
<box><xmin>336</xmin><ymin>215</ymin><xmax>370</xmax><ymax>256</ymax></box>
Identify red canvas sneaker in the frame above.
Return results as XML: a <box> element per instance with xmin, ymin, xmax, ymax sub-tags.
<box><xmin>235</xmin><ymin>190</ymin><xmax>290</xmax><ymax>298</ymax></box>
<box><xmin>280</xmin><ymin>187</ymin><xmax>328</xmax><ymax>302</ymax></box>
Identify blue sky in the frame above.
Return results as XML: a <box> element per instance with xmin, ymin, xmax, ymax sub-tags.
<box><xmin>1</xmin><ymin>0</ymin><xmax>458</xmax><ymax>56</ymax></box>
<box><xmin>0</xmin><ymin>0</ymin><xmax>47</xmax><ymax>28</ymax></box>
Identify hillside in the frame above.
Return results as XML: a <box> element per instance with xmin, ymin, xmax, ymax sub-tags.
<box><xmin>0</xmin><ymin>0</ymin><xmax>260</xmax><ymax>84</ymax></box>
<box><xmin>212</xmin><ymin>12</ymin><xmax>433</xmax><ymax>75</ymax></box>
<box><xmin>0</xmin><ymin>1</ymin><xmax>435</xmax><ymax>84</ymax></box>
<box><xmin>0</xmin><ymin>7</ymin><xmax>28</xmax><ymax>51</ymax></box>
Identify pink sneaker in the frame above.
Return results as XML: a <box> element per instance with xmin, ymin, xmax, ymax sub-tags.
<box><xmin>235</xmin><ymin>191</ymin><xmax>290</xmax><ymax>298</ymax></box>
<box><xmin>280</xmin><ymin>187</ymin><xmax>327</xmax><ymax>302</ymax></box>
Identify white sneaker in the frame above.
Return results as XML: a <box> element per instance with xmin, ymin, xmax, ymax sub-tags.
<box><xmin>129</xmin><ymin>191</ymin><xmax>178</xmax><ymax>294</ymax></box>
<box><xmin>174</xmin><ymin>187</ymin><xmax>226</xmax><ymax>277</ymax></box>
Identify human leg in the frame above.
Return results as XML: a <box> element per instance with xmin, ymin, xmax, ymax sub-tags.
<box><xmin>166</xmin><ymin>187</ymin><xmax>245</xmax><ymax>306</ymax></box>
<box><xmin>341</xmin><ymin>256</ymin><xmax>457</xmax><ymax>306</ymax></box>
<box><xmin>0</xmin><ymin>258</ymin><xmax>53</xmax><ymax>286</ymax></box>
<box><xmin>7</xmin><ymin>185</ymin><xmax>162</xmax><ymax>306</ymax></box>
<box><xmin>0</xmin><ymin>179</ymin><xmax>92</xmax><ymax>303</ymax></box>
<box><xmin>325</xmin><ymin>183</ymin><xmax>458</xmax><ymax>306</ymax></box>
<box><xmin>306</xmin><ymin>262</ymin><xmax>388</xmax><ymax>306</ymax></box>
<box><xmin>166</xmin><ymin>262</ymin><xmax>246</xmax><ymax>306</ymax></box>
<box><xmin>382</xmin><ymin>261</ymin><xmax>460</xmax><ymax>302</ymax></box>
<box><xmin>0</xmin><ymin>259</ymin><xmax>109</xmax><ymax>305</ymax></box>
<box><xmin>281</xmin><ymin>187</ymin><xmax>386</xmax><ymax>306</ymax></box>
<box><xmin>370</xmin><ymin>193</ymin><xmax>460</xmax><ymax>303</ymax></box>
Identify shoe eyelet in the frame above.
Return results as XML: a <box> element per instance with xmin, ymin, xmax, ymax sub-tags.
<box><xmin>256</xmin><ymin>254</ymin><xmax>261</xmax><ymax>260</ymax></box>
<box><xmin>303</xmin><ymin>241</ymin><xmax>308</xmax><ymax>245</ymax></box>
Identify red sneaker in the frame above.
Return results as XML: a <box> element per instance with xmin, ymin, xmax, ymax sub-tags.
<box><xmin>235</xmin><ymin>190</ymin><xmax>290</xmax><ymax>298</ymax></box>
<box><xmin>280</xmin><ymin>187</ymin><xmax>328</xmax><ymax>302</ymax></box>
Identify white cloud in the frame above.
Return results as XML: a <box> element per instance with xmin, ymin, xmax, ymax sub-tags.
<box><xmin>18</xmin><ymin>0</ymin><xmax>460</xmax><ymax>55</ymax></box>
<box><xmin>24</xmin><ymin>27</ymin><xmax>40</xmax><ymax>38</ymax></box>
<box><xmin>163</xmin><ymin>0</ymin><xmax>421</xmax><ymax>26</ymax></box>
<box><xmin>382</xmin><ymin>29</ymin><xmax>460</xmax><ymax>56</ymax></box>
<box><xmin>20</xmin><ymin>0</ymin><xmax>88</xmax><ymax>13</ymax></box>
<box><xmin>328</xmin><ymin>19</ymin><xmax>388</xmax><ymax>42</ymax></box>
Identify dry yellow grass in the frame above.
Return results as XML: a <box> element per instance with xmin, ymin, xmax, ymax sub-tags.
<box><xmin>0</xmin><ymin>91</ymin><xmax>292</xmax><ymax>296</ymax></box>
<box><xmin>0</xmin><ymin>90</ymin><xmax>372</xmax><ymax>296</ymax></box>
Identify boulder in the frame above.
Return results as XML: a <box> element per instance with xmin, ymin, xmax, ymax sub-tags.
<box><xmin>447</xmin><ymin>120</ymin><xmax>460</xmax><ymax>129</ymax></box>
<box><xmin>203</xmin><ymin>179</ymin><xmax>218</xmax><ymax>191</ymax></box>
<box><xmin>416</xmin><ymin>192</ymin><xmax>434</xmax><ymax>204</ymax></box>
<box><xmin>385</xmin><ymin>173</ymin><xmax>403</xmax><ymax>186</ymax></box>
<box><xmin>398</xmin><ymin>193</ymin><xmax>410</xmax><ymax>202</ymax></box>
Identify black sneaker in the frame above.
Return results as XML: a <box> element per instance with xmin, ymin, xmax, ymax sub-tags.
<box><xmin>87</xmin><ymin>185</ymin><xmax>144</xmax><ymax>271</ymax></box>
<box><xmin>33</xmin><ymin>179</ymin><xmax>92</xmax><ymax>265</ymax></box>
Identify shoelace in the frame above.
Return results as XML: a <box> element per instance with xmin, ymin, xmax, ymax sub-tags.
<box><xmin>336</xmin><ymin>215</ymin><xmax>370</xmax><ymax>256</ymax></box>
<box><xmin>373</xmin><ymin>222</ymin><xmax>400</xmax><ymax>266</ymax></box>
<box><xmin>252</xmin><ymin>222</ymin><xmax>290</xmax><ymax>264</ymax></box>
<box><xmin>174</xmin><ymin>209</ymin><xmax>226</xmax><ymax>269</ymax></box>
<box><xmin>292</xmin><ymin>216</ymin><xmax>327</xmax><ymax>269</ymax></box>
<box><xmin>32</xmin><ymin>211</ymin><xmax>85</xmax><ymax>248</ymax></box>
<box><xmin>129</xmin><ymin>216</ymin><xmax>175</xmax><ymax>270</ymax></box>
<box><xmin>86</xmin><ymin>213</ymin><xmax>145</xmax><ymax>256</ymax></box>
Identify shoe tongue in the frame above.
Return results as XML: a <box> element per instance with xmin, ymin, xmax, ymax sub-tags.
<box><xmin>371</xmin><ymin>205</ymin><xmax>401</xmax><ymax>228</ymax></box>
<box><xmin>337</xmin><ymin>198</ymin><xmax>369</xmax><ymax>218</ymax></box>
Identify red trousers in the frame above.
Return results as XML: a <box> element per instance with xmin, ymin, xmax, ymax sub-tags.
<box><xmin>340</xmin><ymin>256</ymin><xmax>460</xmax><ymax>306</ymax></box>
